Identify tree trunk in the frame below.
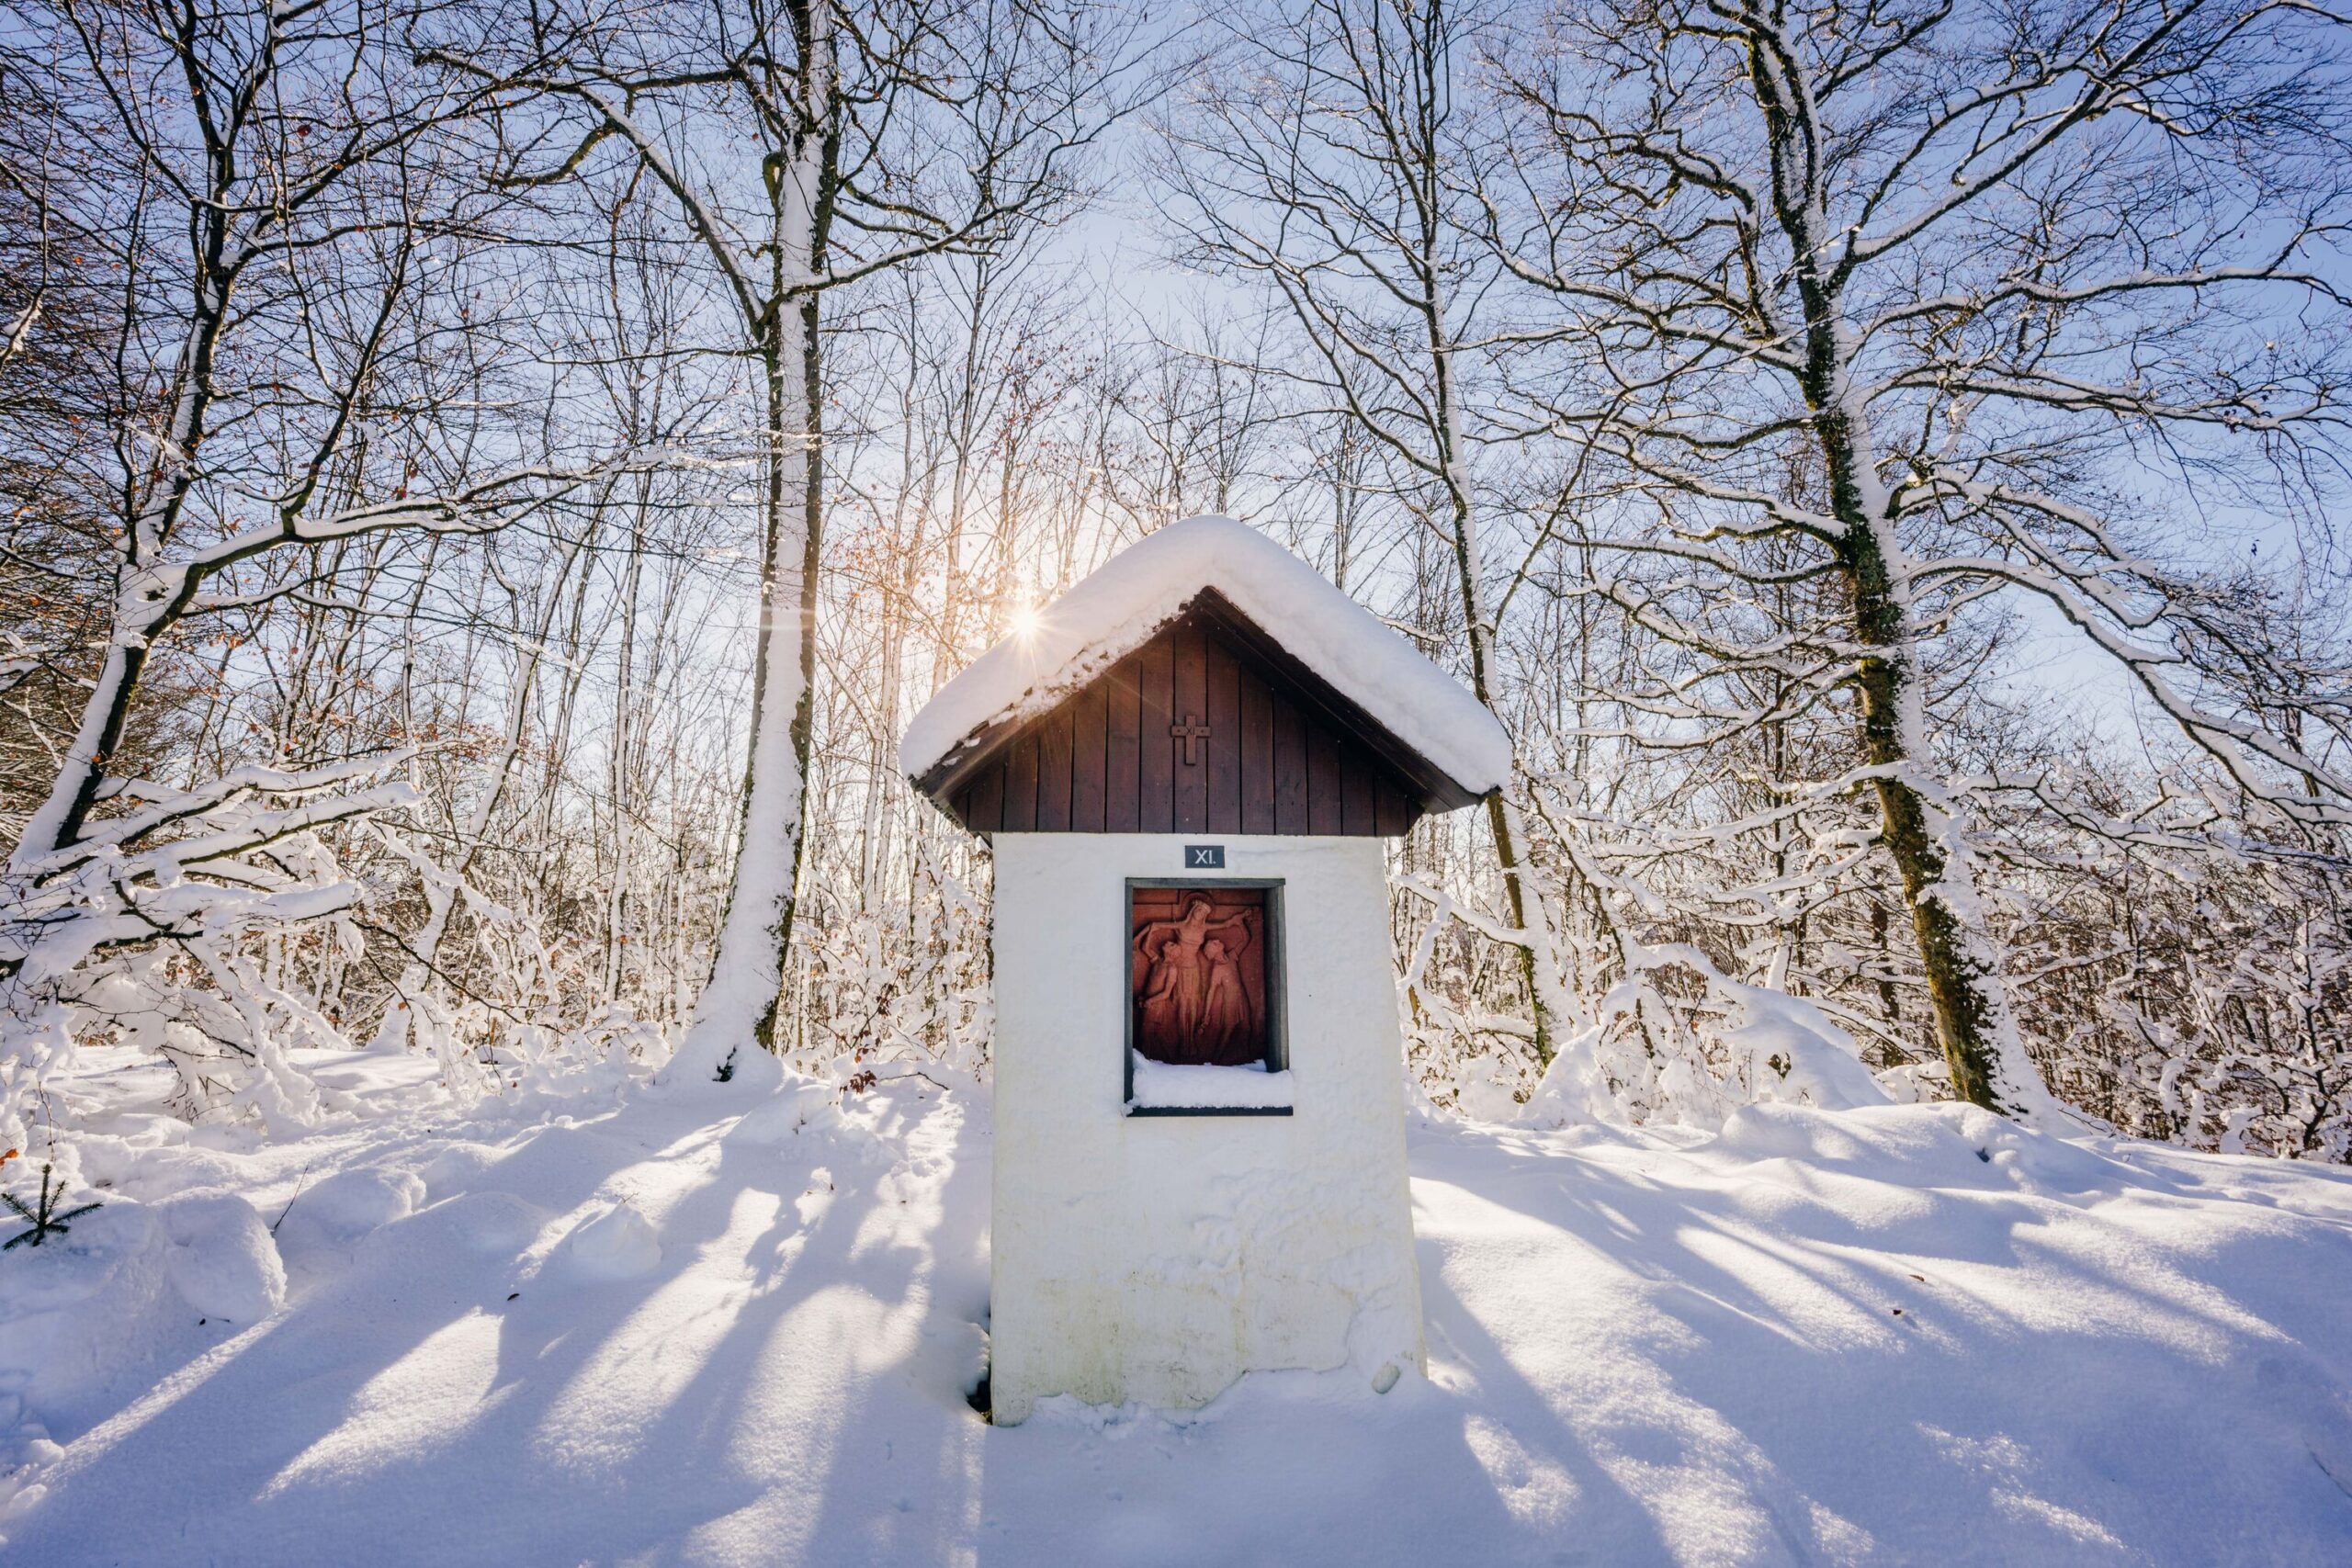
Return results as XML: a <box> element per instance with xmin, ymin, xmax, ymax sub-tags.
<box><xmin>666</xmin><ymin>5</ymin><xmax>834</xmax><ymax>1084</ymax></box>
<box><xmin>1732</xmin><ymin>6</ymin><xmax>2061</xmax><ymax>1121</ymax></box>
<box><xmin>1430</xmin><ymin>340</ymin><xmax>1558</xmax><ymax>1067</ymax></box>
<box><xmin>669</xmin><ymin>316</ymin><xmax>814</xmax><ymax>1085</ymax></box>
<box><xmin>1813</xmin><ymin>396</ymin><xmax>2054</xmax><ymax>1119</ymax></box>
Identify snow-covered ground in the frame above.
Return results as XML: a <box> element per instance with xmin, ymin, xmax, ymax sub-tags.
<box><xmin>4</xmin><ymin>1051</ymin><xmax>2351</xmax><ymax>1566</ymax></box>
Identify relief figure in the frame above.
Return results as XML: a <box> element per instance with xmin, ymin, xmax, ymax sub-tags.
<box><xmin>1132</xmin><ymin>895</ymin><xmax>1259</xmax><ymax>1064</ymax></box>
<box><xmin>1200</xmin><ymin>938</ymin><xmax>1258</xmax><ymax>1062</ymax></box>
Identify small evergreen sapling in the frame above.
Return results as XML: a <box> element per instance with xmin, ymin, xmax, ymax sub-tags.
<box><xmin>1</xmin><ymin>1153</ymin><xmax>100</xmax><ymax>1250</ymax></box>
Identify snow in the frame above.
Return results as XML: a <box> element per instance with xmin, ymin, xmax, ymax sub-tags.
<box><xmin>555</xmin><ymin>1201</ymin><xmax>664</xmax><ymax>1281</ymax></box>
<box><xmin>5</xmin><ymin>1050</ymin><xmax>2352</xmax><ymax>1564</ymax></box>
<box><xmin>153</xmin><ymin>1196</ymin><xmax>286</xmax><ymax>1324</ymax></box>
<box><xmin>272</xmin><ymin>1168</ymin><xmax>424</xmax><ymax>1250</ymax></box>
<box><xmin>1126</xmin><ymin>1057</ymin><xmax>1295</xmax><ymax>1111</ymax></box>
<box><xmin>899</xmin><ymin>515</ymin><xmax>1513</xmax><ymax>797</ymax></box>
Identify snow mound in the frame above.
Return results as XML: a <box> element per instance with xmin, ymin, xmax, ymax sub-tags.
<box><xmin>899</xmin><ymin>515</ymin><xmax>1510</xmax><ymax>797</ymax></box>
<box><xmin>1717</xmin><ymin>987</ymin><xmax>1890</xmax><ymax>1112</ymax></box>
<box><xmin>726</xmin><ymin>1078</ymin><xmax>847</xmax><ymax>1146</ymax></box>
<box><xmin>417</xmin><ymin>1143</ymin><xmax>503</xmax><ymax>1197</ymax></box>
<box><xmin>76</xmin><ymin>1141</ymin><xmax>249</xmax><ymax>1203</ymax></box>
<box><xmin>276</xmin><ymin>1168</ymin><xmax>423</xmax><ymax>1249</ymax></box>
<box><xmin>0</xmin><ymin>1193</ymin><xmax>280</xmax><ymax>1451</ymax></box>
<box><xmin>436</xmin><ymin>1190</ymin><xmax>554</xmax><ymax>1256</ymax></box>
<box><xmin>556</xmin><ymin>1201</ymin><xmax>662</xmax><ymax>1281</ymax></box>
<box><xmin>0</xmin><ymin>1207</ymin><xmax>153</xmax><ymax>1322</ymax></box>
<box><xmin>1709</xmin><ymin>1100</ymin><xmax>2129</xmax><ymax>1197</ymax></box>
<box><xmin>154</xmin><ymin>1196</ymin><xmax>285</xmax><ymax>1322</ymax></box>
<box><xmin>653</xmin><ymin>1031</ymin><xmax>786</xmax><ymax>1095</ymax></box>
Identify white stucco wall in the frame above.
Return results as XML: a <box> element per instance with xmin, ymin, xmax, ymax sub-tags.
<box><xmin>988</xmin><ymin>832</ymin><xmax>1425</xmax><ymax>1426</ymax></box>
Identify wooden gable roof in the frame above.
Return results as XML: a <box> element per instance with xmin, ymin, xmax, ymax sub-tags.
<box><xmin>915</xmin><ymin>590</ymin><xmax>1473</xmax><ymax>838</ymax></box>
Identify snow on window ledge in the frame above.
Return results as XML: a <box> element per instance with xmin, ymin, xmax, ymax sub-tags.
<box><xmin>1127</xmin><ymin>1056</ymin><xmax>1295</xmax><ymax>1114</ymax></box>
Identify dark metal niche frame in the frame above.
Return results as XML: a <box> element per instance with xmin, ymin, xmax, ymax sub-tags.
<box><xmin>1123</xmin><ymin>875</ymin><xmax>1291</xmax><ymax>1118</ymax></box>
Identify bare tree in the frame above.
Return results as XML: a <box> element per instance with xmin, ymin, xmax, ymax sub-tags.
<box><xmin>1155</xmin><ymin>0</ymin><xmax>1581</xmax><ymax>1069</ymax></box>
<box><xmin>446</xmin><ymin>0</ymin><xmax>1136</xmax><ymax>1081</ymax></box>
<box><xmin>0</xmin><ymin>0</ymin><xmax>628</xmax><ymax>1145</ymax></box>
<box><xmin>1482</xmin><ymin>0</ymin><xmax>2352</xmax><ymax>1116</ymax></box>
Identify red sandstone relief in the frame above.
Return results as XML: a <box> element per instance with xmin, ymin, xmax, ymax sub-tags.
<box><xmin>1128</xmin><ymin>886</ymin><xmax>1269</xmax><ymax>1066</ymax></box>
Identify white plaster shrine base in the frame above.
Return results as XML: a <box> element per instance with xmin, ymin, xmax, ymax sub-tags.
<box><xmin>987</xmin><ymin>832</ymin><xmax>1426</xmax><ymax>1426</ymax></box>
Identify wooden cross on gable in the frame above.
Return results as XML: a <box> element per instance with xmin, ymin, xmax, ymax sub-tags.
<box><xmin>1170</xmin><ymin>713</ymin><xmax>1211</xmax><ymax>765</ymax></box>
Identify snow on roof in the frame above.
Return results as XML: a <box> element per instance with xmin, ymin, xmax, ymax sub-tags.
<box><xmin>900</xmin><ymin>514</ymin><xmax>1510</xmax><ymax>798</ymax></box>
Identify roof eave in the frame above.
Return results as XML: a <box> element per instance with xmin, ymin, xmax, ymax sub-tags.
<box><xmin>907</xmin><ymin>590</ymin><xmax>1496</xmax><ymax>820</ymax></box>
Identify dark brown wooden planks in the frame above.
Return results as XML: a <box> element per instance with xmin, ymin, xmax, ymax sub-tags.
<box><xmin>1002</xmin><ymin>730</ymin><xmax>1039</xmax><ymax>832</ymax></box>
<box><xmin>1071</xmin><ymin>679</ymin><xmax>1108</xmax><ymax>833</ymax></box>
<box><xmin>1171</xmin><ymin>626</ymin><xmax>1208</xmax><ymax>832</ymax></box>
<box><xmin>931</xmin><ymin>610</ymin><xmax>1430</xmax><ymax>837</ymax></box>
<box><xmin>1204</xmin><ymin>632</ymin><xmax>1242</xmax><ymax>833</ymax></box>
<box><xmin>1036</xmin><ymin>703</ymin><xmax>1073</xmax><ymax>830</ymax></box>
<box><xmin>1107</xmin><ymin>654</ymin><xmax>1142</xmax><ymax>832</ymax></box>
<box><xmin>1139</xmin><ymin>634</ymin><xmax>1173</xmax><ymax>832</ymax></box>
<box><xmin>1272</xmin><ymin>686</ymin><xmax>1307</xmax><ymax>833</ymax></box>
<box><xmin>1239</xmin><ymin>674</ymin><xmax>1274</xmax><ymax>835</ymax></box>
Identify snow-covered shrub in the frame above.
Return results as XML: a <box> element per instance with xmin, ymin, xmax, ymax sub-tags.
<box><xmin>1397</xmin><ymin>851</ymin><xmax>1893</xmax><ymax>1131</ymax></box>
<box><xmin>0</xmin><ymin>758</ymin><xmax>413</xmax><ymax>1157</ymax></box>
<box><xmin>1994</xmin><ymin>782</ymin><xmax>2352</xmax><ymax>1160</ymax></box>
<box><xmin>786</xmin><ymin>835</ymin><xmax>992</xmax><ymax>1080</ymax></box>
